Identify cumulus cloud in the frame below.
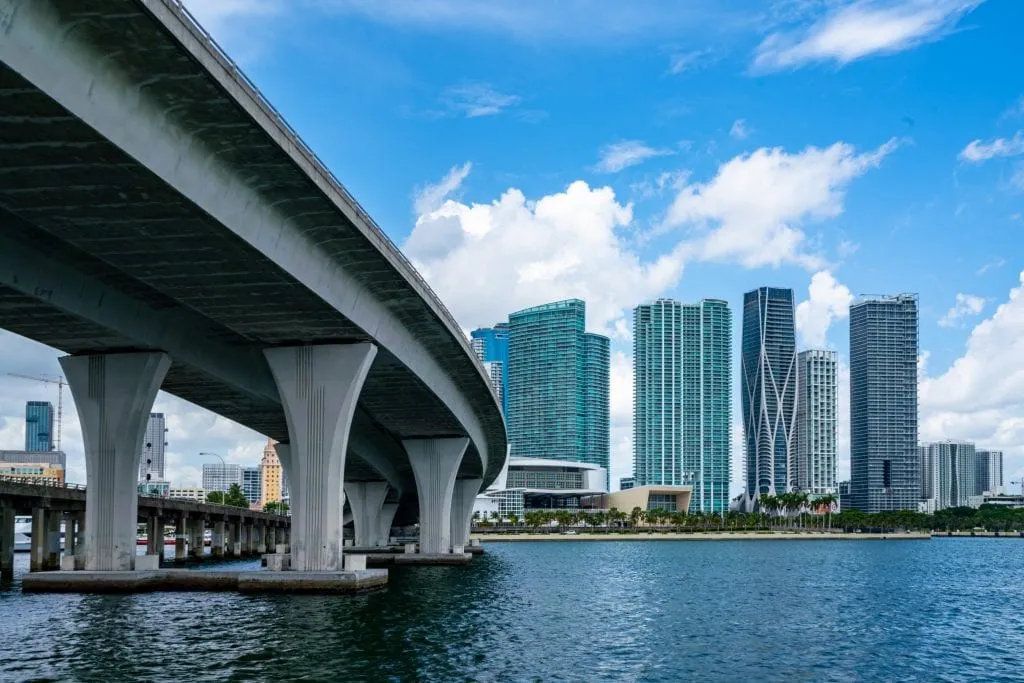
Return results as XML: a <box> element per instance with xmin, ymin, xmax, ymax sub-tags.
<box><xmin>795</xmin><ymin>271</ymin><xmax>853</xmax><ymax>347</ymax></box>
<box><xmin>729</xmin><ymin>119</ymin><xmax>751</xmax><ymax>140</ymax></box>
<box><xmin>959</xmin><ymin>131</ymin><xmax>1024</xmax><ymax>163</ymax></box>
<box><xmin>753</xmin><ymin>0</ymin><xmax>984</xmax><ymax>72</ymax></box>
<box><xmin>595</xmin><ymin>140</ymin><xmax>675</xmax><ymax>173</ymax></box>
<box><xmin>664</xmin><ymin>138</ymin><xmax>899</xmax><ymax>269</ymax></box>
<box><xmin>404</xmin><ymin>165</ymin><xmax>686</xmax><ymax>335</ymax></box>
<box><xmin>938</xmin><ymin>292</ymin><xmax>986</xmax><ymax>327</ymax></box>
<box><xmin>921</xmin><ymin>272</ymin><xmax>1024</xmax><ymax>479</ymax></box>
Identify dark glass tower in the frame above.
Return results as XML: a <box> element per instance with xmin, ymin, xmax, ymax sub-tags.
<box><xmin>741</xmin><ymin>287</ymin><xmax>797</xmax><ymax>509</ymax></box>
<box><xmin>24</xmin><ymin>401</ymin><xmax>54</xmax><ymax>452</ymax></box>
<box><xmin>849</xmin><ymin>294</ymin><xmax>919</xmax><ymax>512</ymax></box>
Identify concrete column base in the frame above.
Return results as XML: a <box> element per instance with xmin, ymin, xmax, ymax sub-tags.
<box><xmin>60</xmin><ymin>555</ymin><xmax>76</xmax><ymax>571</ymax></box>
<box><xmin>344</xmin><ymin>554</ymin><xmax>367</xmax><ymax>571</ymax></box>
<box><xmin>266</xmin><ymin>554</ymin><xmax>291</xmax><ymax>571</ymax></box>
<box><xmin>404</xmin><ymin>438</ymin><xmax>470</xmax><ymax>554</ymax></box>
<box><xmin>135</xmin><ymin>555</ymin><xmax>160</xmax><ymax>571</ymax></box>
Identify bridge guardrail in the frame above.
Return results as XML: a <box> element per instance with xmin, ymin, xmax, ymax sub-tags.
<box><xmin>161</xmin><ymin>0</ymin><xmax>496</xmax><ymax>395</ymax></box>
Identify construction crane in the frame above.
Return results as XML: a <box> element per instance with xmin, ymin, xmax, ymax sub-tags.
<box><xmin>6</xmin><ymin>372</ymin><xmax>66</xmax><ymax>452</ymax></box>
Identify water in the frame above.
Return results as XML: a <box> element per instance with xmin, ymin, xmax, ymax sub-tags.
<box><xmin>3</xmin><ymin>539</ymin><xmax>1024</xmax><ymax>682</ymax></box>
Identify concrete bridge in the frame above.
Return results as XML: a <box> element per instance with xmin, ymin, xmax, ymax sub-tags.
<box><xmin>0</xmin><ymin>479</ymin><xmax>290</xmax><ymax>580</ymax></box>
<box><xmin>0</xmin><ymin>0</ymin><xmax>507</xmax><ymax>575</ymax></box>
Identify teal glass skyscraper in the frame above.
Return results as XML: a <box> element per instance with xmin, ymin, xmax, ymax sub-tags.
<box><xmin>507</xmin><ymin>299</ymin><xmax>610</xmax><ymax>489</ymax></box>
<box><xmin>633</xmin><ymin>299</ymin><xmax>732</xmax><ymax>513</ymax></box>
<box><xmin>25</xmin><ymin>401</ymin><xmax>54</xmax><ymax>452</ymax></box>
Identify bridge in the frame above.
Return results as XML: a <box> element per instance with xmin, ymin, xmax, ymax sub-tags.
<box><xmin>0</xmin><ymin>0</ymin><xmax>507</xmax><ymax>575</ymax></box>
<box><xmin>0</xmin><ymin>478</ymin><xmax>290</xmax><ymax>579</ymax></box>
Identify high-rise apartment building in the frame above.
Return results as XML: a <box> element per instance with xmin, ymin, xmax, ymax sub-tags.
<box><xmin>619</xmin><ymin>477</ymin><xmax>635</xmax><ymax>491</ymax></box>
<box><xmin>633</xmin><ymin>298</ymin><xmax>732</xmax><ymax>513</ymax></box>
<box><xmin>471</xmin><ymin>324</ymin><xmax>509</xmax><ymax>416</ymax></box>
<box><xmin>137</xmin><ymin>413</ymin><xmax>167</xmax><ymax>483</ymax></box>
<box><xmin>259</xmin><ymin>438</ymin><xmax>284</xmax><ymax>508</ymax></box>
<box><xmin>849</xmin><ymin>294</ymin><xmax>919</xmax><ymax>512</ymax></box>
<box><xmin>976</xmin><ymin>449</ymin><xmax>1004</xmax><ymax>495</ymax></box>
<box><xmin>507</xmin><ymin>299</ymin><xmax>610</xmax><ymax>489</ymax></box>
<box><xmin>242</xmin><ymin>466</ymin><xmax>261</xmax><ymax>508</ymax></box>
<box><xmin>741</xmin><ymin>287</ymin><xmax>797</xmax><ymax>509</ymax></box>
<box><xmin>795</xmin><ymin>350</ymin><xmax>838</xmax><ymax>496</ymax></box>
<box><xmin>920</xmin><ymin>440</ymin><xmax>979</xmax><ymax>511</ymax></box>
<box><xmin>24</xmin><ymin>401</ymin><xmax>54</xmax><ymax>452</ymax></box>
<box><xmin>202</xmin><ymin>462</ymin><xmax>242</xmax><ymax>494</ymax></box>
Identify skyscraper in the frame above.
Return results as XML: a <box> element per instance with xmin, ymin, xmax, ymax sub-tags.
<box><xmin>975</xmin><ymin>449</ymin><xmax>1004</xmax><ymax>496</ymax></box>
<box><xmin>242</xmin><ymin>466</ymin><xmax>262</xmax><ymax>508</ymax></box>
<box><xmin>633</xmin><ymin>298</ymin><xmax>732</xmax><ymax>513</ymax></box>
<box><xmin>795</xmin><ymin>350</ymin><xmax>838</xmax><ymax>496</ymax></box>
<box><xmin>849</xmin><ymin>294</ymin><xmax>919</xmax><ymax>512</ymax></box>
<box><xmin>919</xmin><ymin>440</ymin><xmax>977</xmax><ymax>511</ymax></box>
<box><xmin>24</xmin><ymin>401</ymin><xmax>54</xmax><ymax>452</ymax></box>
<box><xmin>507</xmin><ymin>299</ymin><xmax>610</xmax><ymax>488</ymax></box>
<box><xmin>741</xmin><ymin>287</ymin><xmax>797</xmax><ymax>509</ymax></box>
<box><xmin>203</xmin><ymin>462</ymin><xmax>242</xmax><ymax>494</ymax></box>
<box><xmin>137</xmin><ymin>413</ymin><xmax>167</xmax><ymax>483</ymax></box>
<box><xmin>259</xmin><ymin>438</ymin><xmax>284</xmax><ymax>508</ymax></box>
<box><xmin>471</xmin><ymin>323</ymin><xmax>509</xmax><ymax>416</ymax></box>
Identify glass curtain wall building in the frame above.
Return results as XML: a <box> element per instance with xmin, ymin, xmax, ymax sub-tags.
<box><xmin>242</xmin><ymin>466</ymin><xmax>262</xmax><ymax>507</ymax></box>
<box><xmin>470</xmin><ymin>324</ymin><xmax>509</xmax><ymax>416</ymax></box>
<box><xmin>849</xmin><ymin>294</ymin><xmax>919</xmax><ymax>512</ymax></box>
<box><xmin>741</xmin><ymin>287</ymin><xmax>797</xmax><ymax>510</ymax></box>
<box><xmin>795</xmin><ymin>350</ymin><xmax>838</xmax><ymax>495</ymax></box>
<box><xmin>976</xmin><ymin>450</ymin><xmax>1004</xmax><ymax>495</ymax></box>
<box><xmin>507</xmin><ymin>299</ymin><xmax>610</xmax><ymax>489</ymax></box>
<box><xmin>24</xmin><ymin>401</ymin><xmax>54</xmax><ymax>452</ymax></box>
<box><xmin>137</xmin><ymin>413</ymin><xmax>167</xmax><ymax>482</ymax></box>
<box><xmin>919</xmin><ymin>440</ymin><xmax>978</xmax><ymax>511</ymax></box>
<box><xmin>633</xmin><ymin>299</ymin><xmax>732</xmax><ymax>513</ymax></box>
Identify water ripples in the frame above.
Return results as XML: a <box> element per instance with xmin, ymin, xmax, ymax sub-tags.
<box><xmin>4</xmin><ymin>539</ymin><xmax>1024</xmax><ymax>681</ymax></box>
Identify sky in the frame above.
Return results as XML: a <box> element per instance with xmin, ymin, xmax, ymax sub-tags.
<box><xmin>1</xmin><ymin>0</ymin><xmax>1023</xmax><ymax>496</ymax></box>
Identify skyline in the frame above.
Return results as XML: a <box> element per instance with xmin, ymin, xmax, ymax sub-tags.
<box><xmin>1</xmin><ymin>0</ymin><xmax>1023</xmax><ymax>495</ymax></box>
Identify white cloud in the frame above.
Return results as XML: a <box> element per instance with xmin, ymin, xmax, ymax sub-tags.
<box><xmin>921</xmin><ymin>272</ymin><xmax>1024</xmax><ymax>478</ymax></box>
<box><xmin>837</xmin><ymin>239</ymin><xmax>860</xmax><ymax>258</ymax></box>
<box><xmin>959</xmin><ymin>131</ymin><xmax>1024</xmax><ymax>163</ymax></box>
<box><xmin>753</xmin><ymin>0</ymin><xmax>983</xmax><ymax>72</ymax></box>
<box><xmin>729</xmin><ymin>118</ymin><xmax>751</xmax><ymax>140</ymax></box>
<box><xmin>937</xmin><ymin>292</ymin><xmax>986</xmax><ymax>327</ymax></box>
<box><xmin>595</xmin><ymin>140</ymin><xmax>675</xmax><ymax>173</ymax></box>
<box><xmin>324</xmin><ymin>0</ymin><xmax>740</xmax><ymax>44</ymax></box>
<box><xmin>836</xmin><ymin>359</ymin><xmax>851</xmax><ymax>482</ymax></box>
<box><xmin>664</xmin><ymin>138</ymin><xmax>899</xmax><ymax>269</ymax></box>
<box><xmin>668</xmin><ymin>50</ymin><xmax>710</xmax><ymax>74</ymax></box>
<box><xmin>440</xmin><ymin>83</ymin><xmax>522</xmax><ymax>118</ymax></box>
<box><xmin>795</xmin><ymin>271</ymin><xmax>853</xmax><ymax>347</ymax></box>
<box><xmin>414</xmin><ymin>162</ymin><xmax>472</xmax><ymax>215</ymax></box>
<box><xmin>977</xmin><ymin>259</ymin><xmax>1006</xmax><ymax>275</ymax></box>
<box><xmin>404</xmin><ymin>166</ymin><xmax>686</xmax><ymax>335</ymax></box>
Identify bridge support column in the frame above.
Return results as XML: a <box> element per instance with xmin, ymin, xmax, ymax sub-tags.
<box><xmin>345</xmin><ymin>482</ymin><xmax>389</xmax><ymax>548</ymax></box>
<box><xmin>230</xmin><ymin>522</ymin><xmax>242</xmax><ymax>558</ymax></box>
<box><xmin>263</xmin><ymin>343</ymin><xmax>377</xmax><ymax>572</ymax></box>
<box><xmin>242</xmin><ymin>523</ymin><xmax>253</xmax><ymax>556</ymax></box>
<box><xmin>60</xmin><ymin>352</ymin><xmax>171</xmax><ymax>571</ymax></box>
<box><xmin>30</xmin><ymin>507</ymin><xmax>60</xmax><ymax>572</ymax></box>
<box><xmin>212</xmin><ymin>521</ymin><xmax>226</xmax><ymax>559</ymax></box>
<box><xmin>190</xmin><ymin>519</ymin><xmax>206</xmax><ymax>559</ymax></box>
<box><xmin>0</xmin><ymin>503</ymin><xmax>13</xmax><ymax>582</ymax></box>
<box><xmin>404</xmin><ymin>438</ymin><xmax>470</xmax><ymax>555</ymax></box>
<box><xmin>378</xmin><ymin>503</ymin><xmax>399</xmax><ymax>547</ymax></box>
<box><xmin>175</xmin><ymin>515</ymin><xmax>187</xmax><ymax>562</ymax></box>
<box><xmin>65</xmin><ymin>513</ymin><xmax>78</xmax><ymax>557</ymax></box>
<box><xmin>451</xmin><ymin>478</ymin><xmax>483</xmax><ymax>551</ymax></box>
<box><xmin>255</xmin><ymin>524</ymin><xmax>267</xmax><ymax>554</ymax></box>
<box><xmin>146</xmin><ymin>516</ymin><xmax>162</xmax><ymax>556</ymax></box>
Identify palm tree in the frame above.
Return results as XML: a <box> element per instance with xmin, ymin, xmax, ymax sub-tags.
<box><xmin>508</xmin><ymin>513</ymin><xmax>520</xmax><ymax>528</ymax></box>
<box><xmin>816</xmin><ymin>494</ymin><xmax>838</xmax><ymax>530</ymax></box>
<box><xmin>629</xmin><ymin>506</ymin><xmax>643</xmax><ymax>529</ymax></box>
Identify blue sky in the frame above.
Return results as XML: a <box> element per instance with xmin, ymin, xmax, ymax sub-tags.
<box><xmin>2</xmin><ymin>0</ymin><xmax>1023</xmax><ymax>494</ymax></box>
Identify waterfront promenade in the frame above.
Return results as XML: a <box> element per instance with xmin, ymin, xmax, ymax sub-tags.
<box><xmin>473</xmin><ymin>531</ymin><xmax>932</xmax><ymax>542</ymax></box>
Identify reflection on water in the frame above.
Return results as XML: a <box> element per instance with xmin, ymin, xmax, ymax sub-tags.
<box><xmin>3</xmin><ymin>539</ymin><xmax>1024</xmax><ymax>681</ymax></box>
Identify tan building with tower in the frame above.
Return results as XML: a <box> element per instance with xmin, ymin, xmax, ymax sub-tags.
<box><xmin>259</xmin><ymin>438</ymin><xmax>283</xmax><ymax>509</ymax></box>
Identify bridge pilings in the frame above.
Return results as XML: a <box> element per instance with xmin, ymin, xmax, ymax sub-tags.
<box><xmin>345</xmin><ymin>482</ymin><xmax>390</xmax><ymax>548</ymax></box>
<box><xmin>0</xmin><ymin>503</ymin><xmax>13</xmax><ymax>581</ymax></box>
<box><xmin>450</xmin><ymin>478</ymin><xmax>483</xmax><ymax>552</ymax></box>
<box><xmin>378</xmin><ymin>503</ymin><xmax>399</xmax><ymax>548</ymax></box>
<box><xmin>30</xmin><ymin>507</ymin><xmax>61</xmax><ymax>572</ymax></box>
<box><xmin>59</xmin><ymin>352</ymin><xmax>171</xmax><ymax>571</ymax></box>
<box><xmin>404</xmin><ymin>437</ymin><xmax>470</xmax><ymax>554</ymax></box>
<box><xmin>263</xmin><ymin>343</ymin><xmax>377</xmax><ymax>572</ymax></box>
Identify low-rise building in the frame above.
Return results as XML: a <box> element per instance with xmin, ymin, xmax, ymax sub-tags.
<box><xmin>0</xmin><ymin>462</ymin><xmax>64</xmax><ymax>486</ymax></box>
<box><xmin>169</xmin><ymin>487</ymin><xmax>208</xmax><ymax>502</ymax></box>
<box><xmin>474</xmin><ymin>457</ymin><xmax>608</xmax><ymax>520</ymax></box>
